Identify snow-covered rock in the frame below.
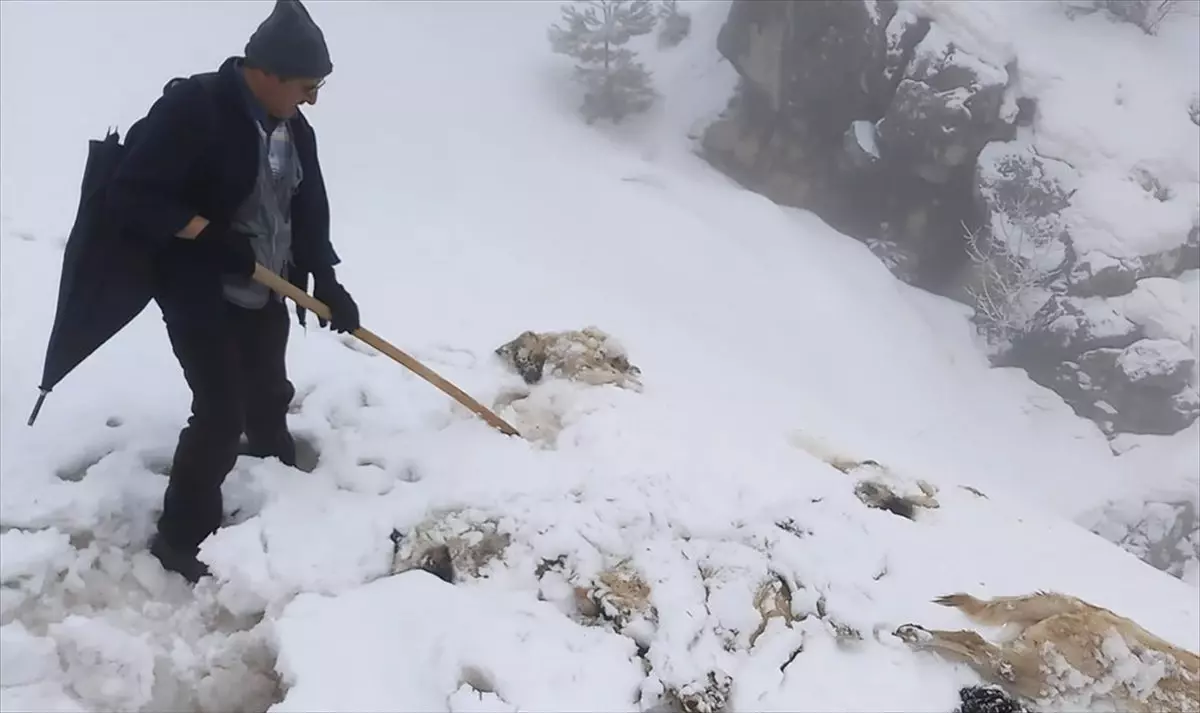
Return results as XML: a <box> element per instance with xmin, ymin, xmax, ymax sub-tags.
<box><xmin>1069</xmin><ymin>250</ymin><xmax>1140</xmax><ymax>298</ymax></box>
<box><xmin>1023</xmin><ymin>295</ymin><xmax>1143</xmax><ymax>359</ymax></box>
<box><xmin>704</xmin><ymin>0</ymin><xmax>1200</xmax><ymax>441</ymax></box>
<box><xmin>843</xmin><ymin>120</ymin><xmax>881</xmax><ymax>169</ymax></box>
<box><xmin>875</xmin><ymin>24</ymin><xmax>1010</xmax><ymax>184</ymax></box>
<box><xmin>1057</xmin><ymin>338</ymin><xmax>1200</xmax><ymax>435</ymax></box>
<box><xmin>1070</xmin><ymin>225</ymin><xmax>1200</xmax><ymax>298</ymax></box>
<box><xmin>1008</xmin><ymin>277</ymin><xmax>1199</xmax><ymax>435</ymax></box>
<box><xmin>1082</xmin><ymin>421</ymin><xmax>1200</xmax><ymax>586</ymax></box>
<box><xmin>715</xmin><ymin>0</ymin><xmax>894</xmax><ymax>133</ymax></box>
<box><xmin>974</xmin><ymin>140</ymin><xmax>1076</xmax><ymax>270</ymax></box>
<box><xmin>1116</xmin><ymin>338</ymin><xmax>1196</xmax><ymax>390</ymax></box>
<box><xmin>703</xmin><ymin>0</ymin><xmax>990</xmax><ymax>288</ymax></box>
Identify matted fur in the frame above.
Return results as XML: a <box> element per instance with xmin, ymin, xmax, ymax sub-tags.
<box><xmin>895</xmin><ymin>591</ymin><xmax>1200</xmax><ymax>712</ymax></box>
<box><xmin>785</xmin><ymin>431</ymin><xmax>942</xmax><ymax>520</ymax></box>
<box><xmin>494</xmin><ymin>326</ymin><xmax>642</xmax><ymax>390</ymax></box>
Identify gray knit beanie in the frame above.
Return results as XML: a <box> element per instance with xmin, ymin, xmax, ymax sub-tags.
<box><xmin>244</xmin><ymin>0</ymin><xmax>332</xmax><ymax>79</ymax></box>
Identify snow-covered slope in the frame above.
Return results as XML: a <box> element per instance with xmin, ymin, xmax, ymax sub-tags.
<box><xmin>892</xmin><ymin>0</ymin><xmax>1200</xmax><ymax>583</ymax></box>
<box><xmin>0</xmin><ymin>2</ymin><xmax>1196</xmax><ymax>712</ymax></box>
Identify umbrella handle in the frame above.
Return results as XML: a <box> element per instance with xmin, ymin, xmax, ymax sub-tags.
<box><xmin>27</xmin><ymin>388</ymin><xmax>49</xmax><ymax>427</ymax></box>
<box><xmin>251</xmin><ymin>264</ymin><xmax>522</xmax><ymax>438</ymax></box>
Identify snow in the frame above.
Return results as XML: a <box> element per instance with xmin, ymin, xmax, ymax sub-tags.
<box><xmin>1081</xmin><ymin>419</ymin><xmax>1200</xmax><ymax>588</ymax></box>
<box><xmin>270</xmin><ymin>570</ymin><xmax>645</xmax><ymax>712</ymax></box>
<box><xmin>1116</xmin><ymin>338</ymin><xmax>1194</xmax><ymax>384</ymax></box>
<box><xmin>863</xmin><ymin>0</ymin><xmax>882</xmax><ymax>25</ymax></box>
<box><xmin>884</xmin><ymin>6</ymin><xmax>924</xmax><ymax>84</ymax></box>
<box><xmin>1</xmin><ymin>1</ymin><xmax>1198</xmax><ymax>712</ymax></box>
<box><xmin>1120</xmin><ymin>275</ymin><xmax>1199</xmax><ymax>346</ymax></box>
<box><xmin>909</xmin><ymin>22</ymin><xmax>1009</xmax><ymax>93</ymax></box>
<box><xmin>974</xmin><ymin>138</ymin><xmax>1078</xmax><ymax>272</ymax></box>
<box><xmin>911</xmin><ymin>2</ymin><xmax>1198</xmax><ymax>587</ymax></box>
<box><xmin>1048</xmin><ymin>297</ymin><xmax>1138</xmax><ymax>346</ymax></box>
<box><xmin>851</xmin><ymin>120</ymin><xmax>881</xmax><ymax>160</ymax></box>
<box><xmin>908</xmin><ymin>0</ymin><xmax>1200</xmax><ymax>261</ymax></box>
<box><xmin>1068</xmin><ymin>172</ymin><xmax>1196</xmax><ymax>259</ymax></box>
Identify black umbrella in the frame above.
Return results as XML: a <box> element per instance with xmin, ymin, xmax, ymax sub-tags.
<box><xmin>27</xmin><ymin>128</ymin><xmax>155</xmax><ymax>426</ymax></box>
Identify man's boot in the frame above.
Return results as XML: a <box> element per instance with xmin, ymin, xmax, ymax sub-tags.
<box><xmin>149</xmin><ymin>532</ymin><xmax>211</xmax><ymax>583</ymax></box>
<box><xmin>242</xmin><ymin>428</ymin><xmax>297</xmax><ymax>467</ymax></box>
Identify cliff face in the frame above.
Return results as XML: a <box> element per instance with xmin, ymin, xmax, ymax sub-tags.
<box><xmin>700</xmin><ymin>0</ymin><xmax>1200</xmax><ymax>439</ymax></box>
<box><xmin>703</xmin><ymin>0</ymin><xmax>1016</xmax><ymax>288</ymax></box>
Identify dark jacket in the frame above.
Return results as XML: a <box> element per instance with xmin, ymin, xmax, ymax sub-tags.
<box><xmin>107</xmin><ymin>55</ymin><xmax>338</xmax><ymax>323</ymax></box>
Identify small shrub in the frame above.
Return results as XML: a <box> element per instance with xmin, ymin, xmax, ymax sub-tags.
<box><xmin>548</xmin><ymin>0</ymin><xmax>659</xmax><ymax>124</ymax></box>
<box><xmin>966</xmin><ymin>153</ymin><xmax>1074</xmax><ymax>351</ymax></box>
<box><xmin>656</xmin><ymin>0</ymin><xmax>692</xmax><ymax>49</ymax></box>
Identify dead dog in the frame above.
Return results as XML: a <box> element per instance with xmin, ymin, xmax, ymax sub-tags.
<box><xmin>495</xmin><ymin>326</ymin><xmax>642</xmax><ymax>390</ymax></box>
<box><xmin>894</xmin><ymin>590</ymin><xmax>1199</xmax><ymax>713</ymax></box>
<box><xmin>786</xmin><ymin>431</ymin><xmax>940</xmax><ymax>521</ymax></box>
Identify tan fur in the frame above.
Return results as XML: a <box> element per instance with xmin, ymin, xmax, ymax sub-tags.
<box><xmin>895</xmin><ymin>591</ymin><xmax>1200</xmax><ymax>712</ymax></box>
<box><xmin>750</xmin><ymin>575</ymin><xmax>794</xmax><ymax>647</ymax></box>
<box><xmin>495</xmin><ymin>327</ymin><xmax>642</xmax><ymax>390</ymax></box>
<box><xmin>583</xmin><ymin>563</ymin><xmax>655</xmax><ymax>630</ymax></box>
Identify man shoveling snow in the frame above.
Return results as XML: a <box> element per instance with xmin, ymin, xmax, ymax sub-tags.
<box><xmin>106</xmin><ymin>0</ymin><xmax>360</xmax><ymax>583</ymax></box>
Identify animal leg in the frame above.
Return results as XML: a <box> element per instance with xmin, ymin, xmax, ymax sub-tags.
<box><xmin>933</xmin><ymin>591</ymin><xmax>1093</xmax><ymax>629</ymax></box>
<box><xmin>894</xmin><ymin>624</ymin><xmax>1026</xmax><ymax>691</ymax></box>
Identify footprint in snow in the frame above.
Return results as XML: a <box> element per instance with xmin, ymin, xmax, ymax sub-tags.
<box><xmin>2</xmin><ymin>533</ymin><xmax>286</xmax><ymax>713</ymax></box>
<box><xmin>353</xmin><ymin>457</ymin><xmax>422</xmax><ymax>484</ymax></box>
<box><xmin>143</xmin><ymin>453</ymin><xmax>173</xmax><ymax>477</ymax></box>
<box><xmin>293</xmin><ymin>436</ymin><xmax>320</xmax><ymax>474</ymax></box>
<box><xmin>338</xmin><ymin>334</ymin><xmax>376</xmax><ymax>357</ymax></box>
<box><xmin>399</xmin><ymin>461</ymin><xmax>423</xmax><ymax>483</ymax></box>
<box><xmin>426</xmin><ymin>344</ymin><xmax>478</xmax><ymax>369</ymax></box>
<box><xmin>55</xmin><ymin>446</ymin><xmax>116</xmax><ymax>482</ymax></box>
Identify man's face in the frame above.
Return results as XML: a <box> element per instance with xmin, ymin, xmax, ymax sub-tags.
<box><xmin>263</xmin><ymin>74</ymin><xmax>324</xmax><ymax>119</ymax></box>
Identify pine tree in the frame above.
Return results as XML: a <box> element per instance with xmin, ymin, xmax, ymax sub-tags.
<box><xmin>656</xmin><ymin>0</ymin><xmax>691</xmax><ymax>49</ymax></box>
<box><xmin>548</xmin><ymin>0</ymin><xmax>658</xmax><ymax>124</ymax></box>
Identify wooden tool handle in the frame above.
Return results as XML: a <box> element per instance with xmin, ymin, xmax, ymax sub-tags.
<box><xmin>252</xmin><ymin>264</ymin><xmax>522</xmax><ymax>438</ymax></box>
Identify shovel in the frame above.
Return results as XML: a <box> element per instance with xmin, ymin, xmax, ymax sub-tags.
<box><xmin>252</xmin><ymin>264</ymin><xmax>522</xmax><ymax>438</ymax></box>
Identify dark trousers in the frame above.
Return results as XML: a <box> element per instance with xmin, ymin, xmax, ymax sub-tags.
<box><xmin>156</xmin><ymin>295</ymin><xmax>297</xmax><ymax>553</ymax></box>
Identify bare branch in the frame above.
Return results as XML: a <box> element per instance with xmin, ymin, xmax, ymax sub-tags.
<box><xmin>963</xmin><ymin>210</ymin><xmax>1065</xmax><ymax>348</ymax></box>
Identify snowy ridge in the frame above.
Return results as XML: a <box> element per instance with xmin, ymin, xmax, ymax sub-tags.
<box><xmin>1</xmin><ymin>1</ymin><xmax>1198</xmax><ymax>711</ymax></box>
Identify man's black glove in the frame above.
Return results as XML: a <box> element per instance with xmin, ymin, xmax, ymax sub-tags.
<box><xmin>197</xmin><ymin>222</ymin><xmax>257</xmax><ymax>278</ymax></box>
<box><xmin>311</xmin><ymin>268</ymin><xmax>360</xmax><ymax>334</ymax></box>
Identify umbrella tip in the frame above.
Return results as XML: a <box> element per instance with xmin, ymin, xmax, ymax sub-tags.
<box><xmin>27</xmin><ymin>388</ymin><xmax>49</xmax><ymax>427</ymax></box>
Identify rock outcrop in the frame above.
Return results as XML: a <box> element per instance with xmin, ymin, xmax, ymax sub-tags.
<box><xmin>972</xmin><ymin>141</ymin><xmax>1198</xmax><ymax>436</ymax></box>
<box><xmin>699</xmin><ymin>0</ymin><xmax>1199</xmax><ymax>438</ymax></box>
<box><xmin>704</xmin><ymin>0</ymin><xmax>1013</xmax><ymax>288</ymax></box>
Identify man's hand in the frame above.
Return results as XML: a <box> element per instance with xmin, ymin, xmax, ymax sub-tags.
<box><xmin>196</xmin><ymin>222</ymin><xmax>257</xmax><ymax>278</ymax></box>
<box><xmin>312</xmin><ymin>268</ymin><xmax>360</xmax><ymax>333</ymax></box>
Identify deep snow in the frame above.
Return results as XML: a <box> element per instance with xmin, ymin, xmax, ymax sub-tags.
<box><xmin>1</xmin><ymin>1</ymin><xmax>1197</xmax><ymax>712</ymax></box>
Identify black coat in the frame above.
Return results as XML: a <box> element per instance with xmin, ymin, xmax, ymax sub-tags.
<box><xmin>107</xmin><ymin>55</ymin><xmax>339</xmax><ymax>325</ymax></box>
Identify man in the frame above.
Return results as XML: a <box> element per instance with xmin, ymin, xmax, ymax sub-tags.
<box><xmin>107</xmin><ymin>0</ymin><xmax>360</xmax><ymax>583</ymax></box>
